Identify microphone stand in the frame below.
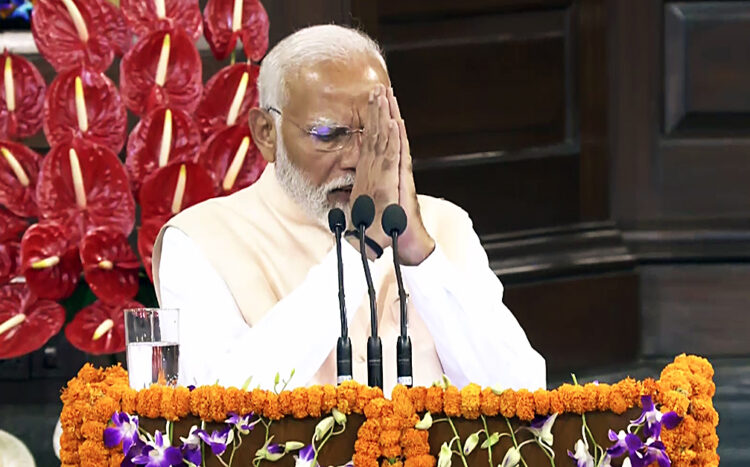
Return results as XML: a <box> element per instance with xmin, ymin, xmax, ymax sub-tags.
<box><xmin>333</xmin><ymin>222</ymin><xmax>352</xmax><ymax>383</ymax></box>
<box><xmin>391</xmin><ymin>230</ymin><xmax>413</xmax><ymax>387</ymax></box>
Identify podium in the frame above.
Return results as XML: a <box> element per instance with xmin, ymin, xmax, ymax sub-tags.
<box><xmin>58</xmin><ymin>354</ymin><xmax>718</xmax><ymax>466</ymax></box>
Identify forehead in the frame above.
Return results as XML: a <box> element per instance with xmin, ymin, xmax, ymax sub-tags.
<box><xmin>285</xmin><ymin>54</ymin><xmax>390</xmax><ymax>120</ymax></box>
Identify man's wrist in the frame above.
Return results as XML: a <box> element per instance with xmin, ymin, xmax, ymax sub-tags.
<box><xmin>399</xmin><ymin>234</ymin><xmax>436</xmax><ymax>266</ymax></box>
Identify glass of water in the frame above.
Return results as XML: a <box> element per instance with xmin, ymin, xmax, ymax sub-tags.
<box><xmin>124</xmin><ymin>308</ymin><xmax>179</xmax><ymax>390</ymax></box>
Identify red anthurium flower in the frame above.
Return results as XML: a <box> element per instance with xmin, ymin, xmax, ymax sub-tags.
<box><xmin>195</xmin><ymin>62</ymin><xmax>259</xmax><ymax>138</ymax></box>
<box><xmin>0</xmin><ymin>282</ymin><xmax>65</xmax><ymax>359</ymax></box>
<box><xmin>36</xmin><ymin>138</ymin><xmax>135</xmax><ymax>242</ymax></box>
<box><xmin>31</xmin><ymin>0</ymin><xmax>115</xmax><ymax>73</ymax></box>
<box><xmin>65</xmin><ymin>299</ymin><xmax>142</xmax><ymax>355</ymax></box>
<box><xmin>20</xmin><ymin>222</ymin><xmax>82</xmax><ymax>300</ymax></box>
<box><xmin>203</xmin><ymin>0</ymin><xmax>269</xmax><ymax>62</ymax></box>
<box><xmin>125</xmin><ymin>106</ymin><xmax>201</xmax><ymax>196</ymax></box>
<box><xmin>139</xmin><ymin>162</ymin><xmax>216</xmax><ymax>221</ymax></box>
<box><xmin>0</xmin><ymin>51</ymin><xmax>46</xmax><ymax>140</ymax></box>
<box><xmin>81</xmin><ymin>227</ymin><xmax>140</xmax><ymax>304</ymax></box>
<box><xmin>121</xmin><ymin>0</ymin><xmax>202</xmax><ymax>41</ymax></box>
<box><xmin>43</xmin><ymin>66</ymin><xmax>128</xmax><ymax>154</ymax></box>
<box><xmin>0</xmin><ymin>140</ymin><xmax>41</xmax><ymax>217</ymax></box>
<box><xmin>0</xmin><ymin>207</ymin><xmax>28</xmax><ymax>243</ymax></box>
<box><xmin>36</xmin><ymin>139</ymin><xmax>135</xmax><ymax>241</ymax></box>
<box><xmin>137</xmin><ymin>215</ymin><xmax>168</xmax><ymax>283</ymax></box>
<box><xmin>120</xmin><ymin>28</ymin><xmax>203</xmax><ymax>117</ymax></box>
<box><xmin>0</xmin><ymin>242</ymin><xmax>20</xmax><ymax>285</ymax></box>
<box><xmin>93</xmin><ymin>0</ymin><xmax>133</xmax><ymax>57</ymax></box>
<box><xmin>196</xmin><ymin>123</ymin><xmax>265</xmax><ymax>195</ymax></box>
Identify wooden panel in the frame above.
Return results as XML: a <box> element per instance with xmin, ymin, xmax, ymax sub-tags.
<box><xmin>659</xmin><ymin>139</ymin><xmax>750</xmax><ymax>217</ymax></box>
<box><xmin>505</xmin><ymin>271</ymin><xmax>640</xmax><ymax>375</ymax></box>
<box><xmin>664</xmin><ymin>2</ymin><xmax>750</xmax><ymax>134</ymax></box>
<box><xmin>640</xmin><ymin>265</ymin><xmax>750</xmax><ymax>357</ymax></box>
<box><xmin>381</xmin><ymin>9</ymin><xmax>569</xmax><ymax>158</ymax></box>
<box><xmin>414</xmin><ymin>153</ymin><xmax>579</xmax><ymax>235</ymax></box>
<box><xmin>378</xmin><ymin>0</ymin><xmax>570</xmax><ymax>19</ymax></box>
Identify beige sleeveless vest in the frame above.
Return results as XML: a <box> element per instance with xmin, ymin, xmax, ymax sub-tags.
<box><xmin>152</xmin><ymin>164</ymin><xmax>469</xmax><ymax>391</ymax></box>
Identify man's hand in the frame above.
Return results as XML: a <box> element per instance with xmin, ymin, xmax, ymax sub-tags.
<box><xmin>385</xmin><ymin>87</ymin><xmax>435</xmax><ymax>266</ymax></box>
<box><xmin>348</xmin><ymin>84</ymin><xmax>400</xmax><ymax>258</ymax></box>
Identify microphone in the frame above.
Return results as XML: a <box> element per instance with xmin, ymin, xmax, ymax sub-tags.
<box><xmin>328</xmin><ymin>208</ymin><xmax>352</xmax><ymax>384</ymax></box>
<box><xmin>382</xmin><ymin>204</ymin><xmax>412</xmax><ymax>387</ymax></box>
<box><xmin>351</xmin><ymin>195</ymin><xmax>382</xmax><ymax>388</ymax></box>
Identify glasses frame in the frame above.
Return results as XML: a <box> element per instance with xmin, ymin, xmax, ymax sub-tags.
<box><xmin>266</xmin><ymin>107</ymin><xmax>365</xmax><ymax>153</ymax></box>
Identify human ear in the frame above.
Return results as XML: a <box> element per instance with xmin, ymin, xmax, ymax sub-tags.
<box><xmin>248</xmin><ymin>107</ymin><xmax>277</xmax><ymax>163</ymax></box>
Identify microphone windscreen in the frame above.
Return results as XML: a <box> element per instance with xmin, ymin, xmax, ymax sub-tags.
<box><xmin>328</xmin><ymin>208</ymin><xmax>346</xmax><ymax>232</ymax></box>
<box><xmin>351</xmin><ymin>195</ymin><xmax>375</xmax><ymax>228</ymax></box>
<box><xmin>382</xmin><ymin>204</ymin><xmax>407</xmax><ymax>235</ymax></box>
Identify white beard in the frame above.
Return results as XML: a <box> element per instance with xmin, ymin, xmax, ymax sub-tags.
<box><xmin>274</xmin><ymin>133</ymin><xmax>354</xmax><ymax>226</ymax></box>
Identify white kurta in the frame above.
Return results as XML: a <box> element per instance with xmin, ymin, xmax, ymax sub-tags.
<box><xmin>155</xmin><ymin>165</ymin><xmax>546</xmax><ymax>394</ymax></box>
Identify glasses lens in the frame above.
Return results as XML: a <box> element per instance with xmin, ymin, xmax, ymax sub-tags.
<box><xmin>309</xmin><ymin>127</ymin><xmax>354</xmax><ymax>152</ymax></box>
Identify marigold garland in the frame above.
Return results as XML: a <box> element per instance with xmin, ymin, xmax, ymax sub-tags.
<box><xmin>59</xmin><ymin>354</ymin><xmax>718</xmax><ymax>466</ymax></box>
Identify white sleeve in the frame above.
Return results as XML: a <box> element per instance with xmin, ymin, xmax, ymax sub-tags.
<box><xmin>158</xmin><ymin>227</ymin><xmax>368</xmax><ymax>390</ymax></box>
<box><xmin>401</xmin><ymin>232</ymin><xmax>546</xmax><ymax>391</ymax></box>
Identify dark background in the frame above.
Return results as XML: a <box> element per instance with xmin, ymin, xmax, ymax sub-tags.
<box><xmin>2</xmin><ymin>0</ymin><xmax>750</xmax><ymax>464</ymax></box>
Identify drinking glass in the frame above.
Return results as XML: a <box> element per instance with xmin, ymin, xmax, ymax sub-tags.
<box><xmin>124</xmin><ymin>308</ymin><xmax>179</xmax><ymax>390</ymax></box>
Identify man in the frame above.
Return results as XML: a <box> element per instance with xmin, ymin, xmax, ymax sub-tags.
<box><xmin>152</xmin><ymin>25</ymin><xmax>545</xmax><ymax>394</ymax></box>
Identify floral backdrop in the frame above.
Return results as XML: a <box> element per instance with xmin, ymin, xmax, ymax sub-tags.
<box><xmin>0</xmin><ymin>0</ymin><xmax>269</xmax><ymax>359</ymax></box>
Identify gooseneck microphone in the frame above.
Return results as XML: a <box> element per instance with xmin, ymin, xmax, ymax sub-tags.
<box><xmin>328</xmin><ymin>208</ymin><xmax>352</xmax><ymax>384</ymax></box>
<box><xmin>351</xmin><ymin>195</ymin><xmax>383</xmax><ymax>388</ymax></box>
<box><xmin>382</xmin><ymin>204</ymin><xmax>413</xmax><ymax>387</ymax></box>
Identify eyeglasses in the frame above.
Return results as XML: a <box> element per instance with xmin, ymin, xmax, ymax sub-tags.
<box><xmin>267</xmin><ymin>107</ymin><xmax>365</xmax><ymax>153</ymax></box>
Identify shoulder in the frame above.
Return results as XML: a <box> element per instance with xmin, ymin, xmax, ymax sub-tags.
<box><xmin>417</xmin><ymin>194</ymin><xmax>473</xmax><ymax>228</ymax></box>
<box><xmin>167</xmin><ymin>183</ymin><xmax>263</xmax><ymax>231</ymax></box>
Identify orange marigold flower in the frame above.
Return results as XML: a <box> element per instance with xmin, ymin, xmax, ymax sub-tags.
<box><xmin>291</xmin><ymin>387</ymin><xmax>308</xmax><ymax>418</ymax></box>
<box><xmin>615</xmin><ymin>377</ymin><xmax>641</xmax><ymax>407</ymax></box>
<box><xmin>337</xmin><ymin>381</ymin><xmax>359</xmax><ymax>414</ymax></box>
<box><xmin>425</xmin><ymin>386</ymin><xmax>444</xmax><ymax>414</ymax></box>
<box><xmin>306</xmin><ymin>385</ymin><xmax>323</xmax><ymax>417</ymax></box>
<box><xmin>190</xmin><ymin>387</ymin><xmax>210</xmax><ymax>419</ymax></box>
<box><xmin>250</xmin><ymin>389</ymin><xmax>268</xmax><ymax>414</ymax></box>
<box><xmin>673</xmin><ymin>354</ymin><xmax>714</xmax><ymax>380</ymax></box>
<box><xmin>92</xmin><ymin>396</ymin><xmax>120</xmax><ymax>423</ymax></box>
<box><xmin>60</xmin><ymin>448</ymin><xmax>80</xmax><ymax>464</ymax></box>
<box><xmin>443</xmin><ymin>386</ymin><xmax>461</xmax><ymax>417</ymax></box>
<box><xmin>79</xmin><ymin>439</ymin><xmax>108</xmax><ymax>464</ymax></box>
<box><xmin>322</xmin><ymin>385</ymin><xmax>337</xmax><ymax>413</ymax></box>
<box><xmin>379</xmin><ymin>429</ymin><xmax>401</xmax><ymax>446</ymax></box>
<box><xmin>581</xmin><ymin>383</ymin><xmax>598</xmax><ymax>412</ymax></box>
<box><xmin>159</xmin><ymin>389</ymin><xmax>178</xmax><ymax>421</ymax></box>
<box><xmin>408</xmin><ymin>387</ymin><xmax>427</xmax><ymax>413</ymax></box>
<box><xmin>264</xmin><ymin>391</ymin><xmax>283</xmax><ymax>420</ymax></box>
<box><xmin>594</xmin><ymin>384</ymin><xmax>612</xmax><ymax>412</ymax></box>
<box><xmin>608</xmin><ymin>388</ymin><xmax>628</xmax><ymax>415</ymax></box>
<box><xmin>460</xmin><ymin>384</ymin><xmax>481</xmax><ymax>419</ymax></box>
<box><xmin>689</xmin><ymin>399</ymin><xmax>718</xmax><ymax>424</ymax></box>
<box><xmin>352</xmin><ymin>452</ymin><xmax>379</xmax><ymax>467</ymax></box>
<box><xmin>173</xmin><ymin>386</ymin><xmax>191</xmax><ymax>418</ymax></box>
<box><xmin>382</xmin><ymin>444</ymin><xmax>402</xmax><ymax>459</ymax></box>
<box><xmin>480</xmin><ymin>388</ymin><xmax>500</xmax><ymax>416</ymax></box>
<box><xmin>515</xmin><ymin>389</ymin><xmax>535</xmax><ymax>420</ymax></box>
<box><xmin>532</xmin><ymin>389</ymin><xmax>550</xmax><ymax>416</ymax></box>
<box><xmin>208</xmin><ymin>386</ymin><xmax>227</xmax><ymax>421</ymax></box>
<box><xmin>109</xmin><ymin>450</ymin><xmax>125</xmax><ymax>467</ymax></box>
<box><xmin>136</xmin><ymin>385</ymin><xmax>163</xmax><ymax>418</ymax></box>
<box><xmin>499</xmin><ymin>389</ymin><xmax>517</xmax><ymax>418</ymax></box>
<box><xmin>660</xmin><ymin>390</ymin><xmax>690</xmax><ymax>417</ymax></box>
<box><xmin>121</xmin><ymin>390</ymin><xmax>137</xmax><ymax>414</ymax></box>
<box><xmin>356</xmin><ymin>386</ymin><xmax>383</xmax><ymax>413</ymax></box>
<box><xmin>354</xmin><ymin>438</ymin><xmax>381</xmax><ymax>457</ymax></box>
<box><xmin>278</xmin><ymin>390</ymin><xmax>293</xmax><ymax>416</ymax></box>
<box><xmin>239</xmin><ymin>390</ymin><xmax>254</xmax><ymax>415</ymax></box>
<box><xmin>357</xmin><ymin>419</ymin><xmax>381</xmax><ymax>442</ymax></box>
<box><xmin>384</xmin><ymin>460</ymin><xmax>403</xmax><ymax>467</ymax></box>
<box><xmin>77</xmin><ymin>364</ymin><xmax>105</xmax><ymax>384</ymax></box>
<box><xmin>81</xmin><ymin>421</ymin><xmax>105</xmax><ymax>440</ymax></box>
<box><xmin>222</xmin><ymin>387</ymin><xmax>242</xmax><ymax>415</ymax></box>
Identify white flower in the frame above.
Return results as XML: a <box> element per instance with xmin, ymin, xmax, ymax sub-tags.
<box><xmin>501</xmin><ymin>446</ymin><xmax>521</xmax><ymax>467</ymax></box>
<box><xmin>567</xmin><ymin>439</ymin><xmax>594</xmax><ymax>467</ymax></box>
<box><xmin>437</xmin><ymin>442</ymin><xmax>452</xmax><ymax>467</ymax></box>
<box><xmin>313</xmin><ymin>416</ymin><xmax>334</xmax><ymax>441</ymax></box>
<box><xmin>463</xmin><ymin>432</ymin><xmax>480</xmax><ymax>455</ymax></box>
<box><xmin>415</xmin><ymin>412</ymin><xmax>433</xmax><ymax>430</ymax></box>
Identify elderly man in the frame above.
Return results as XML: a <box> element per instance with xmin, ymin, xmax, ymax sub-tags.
<box><xmin>152</xmin><ymin>25</ymin><xmax>545</xmax><ymax>394</ymax></box>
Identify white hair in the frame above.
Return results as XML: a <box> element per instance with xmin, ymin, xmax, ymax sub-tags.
<box><xmin>258</xmin><ymin>24</ymin><xmax>387</xmax><ymax>110</ymax></box>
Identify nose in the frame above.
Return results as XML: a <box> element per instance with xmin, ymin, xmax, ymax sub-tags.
<box><xmin>338</xmin><ymin>133</ymin><xmax>362</xmax><ymax>171</ymax></box>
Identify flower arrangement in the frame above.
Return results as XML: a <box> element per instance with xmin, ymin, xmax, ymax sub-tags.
<box><xmin>0</xmin><ymin>0</ymin><xmax>269</xmax><ymax>360</ymax></box>
<box><xmin>59</xmin><ymin>354</ymin><xmax>719</xmax><ymax>467</ymax></box>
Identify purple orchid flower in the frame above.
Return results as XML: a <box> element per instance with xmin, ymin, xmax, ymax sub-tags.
<box><xmin>607</xmin><ymin>430</ymin><xmax>671</xmax><ymax>467</ymax></box>
<box><xmin>179</xmin><ymin>426</ymin><xmax>202</xmax><ymax>466</ymax></box>
<box><xmin>187</xmin><ymin>385</ymin><xmax>196</xmax><ymax>391</ymax></box>
<box><xmin>225</xmin><ymin>412</ymin><xmax>256</xmax><ymax>434</ymax></box>
<box><xmin>131</xmin><ymin>430</ymin><xmax>183</xmax><ymax>467</ymax></box>
<box><xmin>568</xmin><ymin>439</ymin><xmax>595</xmax><ymax>467</ymax></box>
<box><xmin>103</xmin><ymin>412</ymin><xmax>141</xmax><ymax>454</ymax></box>
<box><xmin>268</xmin><ymin>443</ymin><xmax>284</xmax><ymax>454</ymax></box>
<box><xmin>632</xmin><ymin>395</ymin><xmax>682</xmax><ymax>439</ymax></box>
<box><xmin>526</xmin><ymin>413</ymin><xmax>558</xmax><ymax>446</ymax></box>
<box><xmin>294</xmin><ymin>444</ymin><xmax>319</xmax><ymax>467</ymax></box>
<box><xmin>122</xmin><ymin>438</ymin><xmax>148</xmax><ymax>467</ymax></box>
<box><xmin>196</xmin><ymin>426</ymin><xmax>234</xmax><ymax>456</ymax></box>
